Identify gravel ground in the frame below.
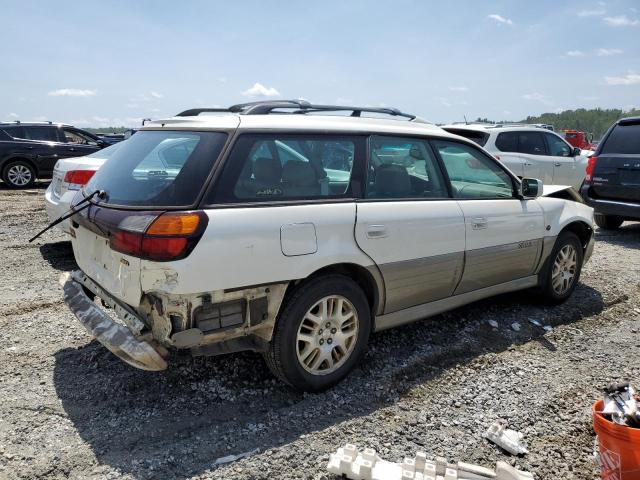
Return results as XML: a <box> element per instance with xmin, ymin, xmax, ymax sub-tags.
<box><xmin>0</xmin><ymin>183</ymin><xmax>639</xmax><ymax>480</ymax></box>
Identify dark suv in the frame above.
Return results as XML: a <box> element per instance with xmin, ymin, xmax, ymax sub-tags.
<box><xmin>581</xmin><ymin>117</ymin><xmax>640</xmax><ymax>229</ymax></box>
<box><xmin>0</xmin><ymin>122</ymin><xmax>107</xmax><ymax>188</ymax></box>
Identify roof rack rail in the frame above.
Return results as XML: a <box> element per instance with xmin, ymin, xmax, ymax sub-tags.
<box><xmin>176</xmin><ymin>100</ymin><xmax>418</xmax><ymax>121</ymax></box>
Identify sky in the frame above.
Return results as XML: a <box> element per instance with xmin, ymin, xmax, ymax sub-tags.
<box><xmin>2</xmin><ymin>0</ymin><xmax>640</xmax><ymax>127</ymax></box>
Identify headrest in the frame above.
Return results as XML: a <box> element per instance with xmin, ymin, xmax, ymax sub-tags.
<box><xmin>281</xmin><ymin>160</ymin><xmax>317</xmax><ymax>186</ymax></box>
<box><xmin>253</xmin><ymin>157</ymin><xmax>281</xmax><ymax>183</ymax></box>
<box><xmin>374</xmin><ymin>164</ymin><xmax>411</xmax><ymax>197</ymax></box>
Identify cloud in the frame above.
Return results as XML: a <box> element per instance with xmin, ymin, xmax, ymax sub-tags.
<box><xmin>241</xmin><ymin>82</ymin><xmax>280</xmax><ymax>97</ymax></box>
<box><xmin>8</xmin><ymin>112</ymin><xmax>18</xmax><ymax>118</ymax></box>
<box><xmin>577</xmin><ymin>9</ymin><xmax>606</xmax><ymax>16</ymax></box>
<box><xmin>604</xmin><ymin>73</ymin><xmax>640</xmax><ymax>85</ymax></box>
<box><xmin>566</xmin><ymin>50</ymin><xmax>585</xmax><ymax>57</ymax></box>
<box><xmin>487</xmin><ymin>14</ymin><xmax>513</xmax><ymax>25</ymax></box>
<box><xmin>449</xmin><ymin>86</ymin><xmax>469</xmax><ymax>92</ymax></box>
<box><xmin>150</xmin><ymin>91</ymin><xmax>163</xmax><ymax>99</ymax></box>
<box><xmin>48</xmin><ymin>88</ymin><xmax>97</xmax><ymax>97</ymax></box>
<box><xmin>596</xmin><ymin>48</ymin><xmax>623</xmax><ymax>56</ymax></box>
<box><xmin>522</xmin><ymin>92</ymin><xmax>553</xmax><ymax>105</ymax></box>
<box><xmin>603</xmin><ymin>15</ymin><xmax>640</xmax><ymax>26</ymax></box>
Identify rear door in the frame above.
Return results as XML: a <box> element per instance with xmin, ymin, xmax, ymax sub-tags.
<box><xmin>592</xmin><ymin>120</ymin><xmax>640</xmax><ymax>202</ymax></box>
<box><xmin>493</xmin><ymin>131</ymin><xmax>524</xmax><ymax>177</ymax></box>
<box><xmin>431</xmin><ymin>139</ymin><xmax>545</xmax><ymax>294</ymax></box>
<box><xmin>354</xmin><ymin>135</ymin><xmax>465</xmax><ymax>313</ymax></box>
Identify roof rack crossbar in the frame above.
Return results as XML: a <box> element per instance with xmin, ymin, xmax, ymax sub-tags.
<box><xmin>176</xmin><ymin>100</ymin><xmax>417</xmax><ymax>120</ymax></box>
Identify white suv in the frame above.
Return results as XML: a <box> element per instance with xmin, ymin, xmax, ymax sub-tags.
<box><xmin>61</xmin><ymin>101</ymin><xmax>595</xmax><ymax>391</ymax></box>
<box><xmin>442</xmin><ymin>124</ymin><xmax>589</xmax><ymax>190</ymax></box>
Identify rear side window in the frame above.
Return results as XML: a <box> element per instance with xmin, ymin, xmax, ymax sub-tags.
<box><xmin>495</xmin><ymin>132</ymin><xmax>518</xmax><ymax>152</ymax></box>
<box><xmin>517</xmin><ymin>132</ymin><xmax>546</xmax><ymax>155</ymax></box>
<box><xmin>213</xmin><ymin>134</ymin><xmax>359</xmax><ymax>203</ymax></box>
<box><xmin>601</xmin><ymin>123</ymin><xmax>640</xmax><ymax>154</ymax></box>
<box><xmin>442</xmin><ymin>128</ymin><xmax>489</xmax><ymax>146</ymax></box>
<box><xmin>1</xmin><ymin>126</ymin><xmax>26</xmax><ymax>139</ymax></box>
<box><xmin>367</xmin><ymin>136</ymin><xmax>448</xmax><ymax>199</ymax></box>
<box><xmin>85</xmin><ymin>131</ymin><xmax>228</xmax><ymax>207</ymax></box>
<box><xmin>23</xmin><ymin>126</ymin><xmax>59</xmax><ymax>142</ymax></box>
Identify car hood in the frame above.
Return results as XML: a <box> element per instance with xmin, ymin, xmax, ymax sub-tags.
<box><xmin>542</xmin><ymin>184</ymin><xmax>572</xmax><ymax>196</ymax></box>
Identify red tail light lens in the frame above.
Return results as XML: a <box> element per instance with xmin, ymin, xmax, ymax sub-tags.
<box><xmin>585</xmin><ymin>156</ymin><xmax>598</xmax><ymax>184</ymax></box>
<box><xmin>109</xmin><ymin>211</ymin><xmax>208</xmax><ymax>261</ymax></box>
<box><xmin>64</xmin><ymin>169</ymin><xmax>96</xmax><ymax>188</ymax></box>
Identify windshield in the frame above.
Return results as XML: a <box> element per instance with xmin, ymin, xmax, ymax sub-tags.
<box><xmin>85</xmin><ymin>130</ymin><xmax>228</xmax><ymax>207</ymax></box>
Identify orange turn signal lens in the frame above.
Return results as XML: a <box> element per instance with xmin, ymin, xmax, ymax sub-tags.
<box><xmin>146</xmin><ymin>212</ymin><xmax>201</xmax><ymax>236</ymax></box>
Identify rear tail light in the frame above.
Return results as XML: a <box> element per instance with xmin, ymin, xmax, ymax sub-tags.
<box><xmin>110</xmin><ymin>211</ymin><xmax>208</xmax><ymax>261</ymax></box>
<box><xmin>63</xmin><ymin>169</ymin><xmax>97</xmax><ymax>190</ymax></box>
<box><xmin>584</xmin><ymin>156</ymin><xmax>598</xmax><ymax>184</ymax></box>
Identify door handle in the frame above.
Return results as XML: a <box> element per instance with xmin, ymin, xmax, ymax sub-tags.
<box><xmin>366</xmin><ymin>225</ymin><xmax>388</xmax><ymax>239</ymax></box>
<box><xmin>523</xmin><ymin>162</ymin><xmax>533</xmax><ymax>166</ymax></box>
<box><xmin>471</xmin><ymin>217</ymin><xmax>488</xmax><ymax>230</ymax></box>
<box><xmin>554</xmin><ymin>162</ymin><xmax>561</xmax><ymax>167</ymax></box>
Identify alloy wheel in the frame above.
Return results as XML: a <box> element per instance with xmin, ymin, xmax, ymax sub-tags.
<box><xmin>296</xmin><ymin>295</ymin><xmax>359</xmax><ymax>375</ymax></box>
<box><xmin>551</xmin><ymin>244</ymin><xmax>577</xmax><ymax>295</ymax></box>
<box><xmin>7</xmin><ymin>164</ymin><xmax>32</xmax><ymax>187</ymax></box>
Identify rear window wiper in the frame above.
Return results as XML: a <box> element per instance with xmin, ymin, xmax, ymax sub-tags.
<box><xmin>29</xmin><ymin>189</ymin><xmax>106</xmax><ymax>242</ymax></box>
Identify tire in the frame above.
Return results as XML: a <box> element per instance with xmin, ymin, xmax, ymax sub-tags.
<box><xmin>594</xmin><ymin>213</ymin><xmax>623</xmax><ymax>230</ymax></box>
<box><xmin>537</xmin><ymin>231</ymin><xmax>584</xmax><ymax>304</ymax></box>
<box><xmin>2</xmin><ymin>160</ymin><xmax>36</xmax><ymax>188</ymax></box>
<box><xmin>264</xmin><ymin>274</ymin><xmax>371</xmax><ymax>392</ymax></box>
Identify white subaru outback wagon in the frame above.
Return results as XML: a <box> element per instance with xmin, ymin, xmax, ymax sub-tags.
<box><xmin>62</xmin><ymin>100</ymin><xmax>595</xmax><ymax>391</ymax></box>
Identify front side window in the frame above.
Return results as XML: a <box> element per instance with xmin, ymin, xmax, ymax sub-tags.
<box><xmin>517</xmin><ymin>132</ymin><xmax>546</xmax><ymax>155</ymax></box>
<box><xmin>545</xmin><ymin>133</ymin><xmax>572</xmax><ymax>157</ymax></box>
<box><xmin>63</xmin><ymin>128</ymin><xmax>97</xmax><ymax>145</ymax></box>
<box><xmin>433</xmin><ymin>140</ymin><xmax>514</xmax><ymax>199</ymax></box>
<box><xmin>213</xmin><ymin>134</ymin><xmax>358</xmax><ymax>202</ymax></box>
<box><xmin>366</xmin><ymin>136</ymin><xmax>447</xmax><ymax>199</ymax></box>
<box><xmin>86</xmin><ymin>131</ymin><xmax>228</xmax><ymax>207</ymax></box>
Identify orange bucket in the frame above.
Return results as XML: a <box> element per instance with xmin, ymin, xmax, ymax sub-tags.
<box><xmin>593</xmin><ymin>399</ymin><xmax>640</xmax><ymax>479</ymax></box>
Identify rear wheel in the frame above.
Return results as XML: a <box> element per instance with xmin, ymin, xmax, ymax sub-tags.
<box><xmin>594</xmin><ymin>213</ymin><xmax>623</xmax><ymax>230</ymax></box>
<box><xmin>264</xmin><ymin>275</ymin><xmax>371</xmax><ymax>391</ymax></box>
<box><xmin>2</xmin><ymin>160</ymin><xmax>36</xmax><ymax>188</ymax></box>
<box><xmin>537</xmin><ymin>231</ymin><xmax>583</xmax><ymax>304</ymax></box>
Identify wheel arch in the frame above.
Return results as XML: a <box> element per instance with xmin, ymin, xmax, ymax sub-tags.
<box><xmin>559</xmin><ymin>220</ymin><xmax>593</xmax><ymax>252</ymax></box>
<box><xmin>1</xmin><ymin>156</ymin><xmax>38</xmax><ymax>177</ymax></box>
<box><xmin>284</xmin><ymin>262</ymin><xmax>384</xmax><ymax>318</ymax></box>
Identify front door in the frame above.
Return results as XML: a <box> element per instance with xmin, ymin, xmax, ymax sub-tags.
<box><xmin>60</xmin><ymin>127</ymin><xmax>101</xmax><ymax>158</ymax></box>
<box><xmin>431</xmin><ymin>139</ymin><xmax>546</xmax><ymax>294</ymax></box>
<box><xmin>354</xmin><ymin>135</ymin><xmax>465</xmax><ymax>314</ymax></box>
<box><xmin>543</xmin><ymin>132</ymin><xmax>580</xmax><ymax>188</ymax></box>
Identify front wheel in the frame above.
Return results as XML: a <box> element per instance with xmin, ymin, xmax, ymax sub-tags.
<box><xmin>594</xmin><ymin>213</ymin><xmax>623</xmax><ymax>230</ymax></box>
<box><xmin>2</xmin><ymin>160</ymin><xmax>36</xmax><ymax>188</ymax></box>
<box><xmin>264</xmin><ymin>275</ymin><xmax>371</xmax><ymax>391</ymax></box>
<box><xmin>537</xmin><ymin>231</ymin><xmax>584</xmax><ymax>304</ymax></box>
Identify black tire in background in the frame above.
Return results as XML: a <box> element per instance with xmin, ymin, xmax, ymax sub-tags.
<box><xmin>537</xmin><ymin>231</ymin><xmax>584</xmax><ymax>304</ymax></box>
<box><xmin>264</xmin><ymin>274</ymin><xmax>371</xmax><ymax>392</ymax></box>
<box><xmin>2</xmin><ymin>160</ymin><xmax>36</xmax><ymax>188</ymax></box>
<box><xmin>594</xmin><ymin>213</ymin><xmax>624</xmax><ymax>230</ymax></box>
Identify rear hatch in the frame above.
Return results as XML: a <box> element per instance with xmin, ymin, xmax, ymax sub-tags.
<box><xmin>69</xmin><ymin>129</ymin><xmax>229</xmax><ymax>307</ymax></box>
<box><xmin>591</xmin><ymin>119</ymin><xmax>640</xmax><ymax>202</ymax></box>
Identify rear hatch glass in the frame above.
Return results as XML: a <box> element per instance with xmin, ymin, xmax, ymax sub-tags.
<box><xmin>85</xmin><ymin>130</ymin><xmax>228</xmax><ymax>208</ymax></box>
<box><xmin>592</xmin><ymin>121</ymin><xmax>640</xmax><ymax>202</ymax></box>
<box><xmin>442</xmin><ymin>128</ymin><xmax>490</xmax><ymax>147</ymax></box>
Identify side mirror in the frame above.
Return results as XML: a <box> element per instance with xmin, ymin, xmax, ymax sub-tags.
<box><xmin>572</xmin><ymin>147</ymin><xmax>581</xmax><ymax>157</ymax></box>
<box><xmin>520</xmin><ymin>178</ymin><xmax>542</xmax><ymax>199</ymax></box>
<box><xmin>97</xmin><ymin>139</ymin><xmax>106</xmax><ymax>147</ymax></box>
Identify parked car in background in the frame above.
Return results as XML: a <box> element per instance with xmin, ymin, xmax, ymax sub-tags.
<box><xmin>96</xmin><ymin>133</ymin><xmax>126</xmax><ymax>144</ymax></box>
<box><xmin>442</xmin><ymin>124</ymin><xmax>587</xmax><ymax>189</ymax></box>
<box><xmin>45</xmin><ymin>142</ymin><xmax>125</xmax><ymax>233</ymax></box>
<box><xmin>62</xmin><ymin>100</ymin><xmax>594</xmax><ymax>391</ymax></box>
<box><xmin>0</xmin><ymin>122</ymin><xmax>108</xmax><ymax>188</ymax></box>
<box><xmin>580</xmin><ymin>116</ymin><xmax>640</xmax><ymax>229</ymax></box>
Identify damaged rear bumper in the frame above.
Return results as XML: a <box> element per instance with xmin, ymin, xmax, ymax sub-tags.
<box><xmin>62</xmin><ymin>270</ymin><xmax>167</xmax><ymax>371</ymax></box>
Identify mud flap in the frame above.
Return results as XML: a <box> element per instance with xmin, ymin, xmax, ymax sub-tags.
<box><xmin>63</xmin><ymin>273</ymin><xmax>167</xmax><ymax>371</ymax></box>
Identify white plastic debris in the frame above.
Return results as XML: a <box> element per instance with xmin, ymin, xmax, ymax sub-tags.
<box><xmin>511</xmin><ymin>322</ymin><xmax>521</xmax><ymax>332</ymax></box>
<box><xmin>485</xmin><ymin>421</ymin><xmax>528</xmax><ymax>456</ymax></box>
<box><xmin>543</xmin><ymin>326</ymin><xmax>553</xmax><ymax>332</ymax></box>
<box><xmin>488</xmin><ymin>320</ymin><xmax>499</xmax><ymax>328</ymax></box>
<box><xmin>327</xmin><ymin>443</ymin><xmax>534</xmax><ymax>480</ymax></box>
<box><xmin>528</xmin><ymin>319</ymin><xmax>542</xmax><ymax>327</ymax></box>
<box><xmin>212</xmin><ymin>448</ymin><xmax>259</xmax><ymax>466</ymax></box>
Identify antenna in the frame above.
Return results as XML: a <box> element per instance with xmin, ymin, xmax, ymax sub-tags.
<box><xmin>464</xmin><ymin>115</ymin><xmax>468</xmax><ymax>125</ymax></box>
